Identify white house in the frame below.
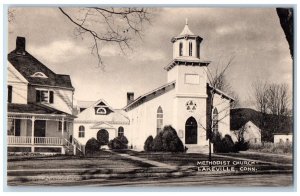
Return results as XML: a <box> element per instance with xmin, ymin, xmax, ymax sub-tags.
<box><xmin>73</xmin><ymin>21</ymin><xmax>234</xmax><ymax>153</ymax></box>
<box><xmin>7</xmin><ymin>37</ymin><xmax>83</xmax><ymax>154</ymax></box>
<box><xmin>230</xmin><ymin>121</ymin><xmax>262</xmax><ymax>144</ymax></box>
<box><xmin>274</xmin><ymin>133</ymin><xmax>292</xmax><ymax>144</ymax></box>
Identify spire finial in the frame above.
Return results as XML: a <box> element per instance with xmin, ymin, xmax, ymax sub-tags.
<box><xmin>186</xmin><ymin>18</ymin><xmax>188</xmax><ymax>25</ymax></box>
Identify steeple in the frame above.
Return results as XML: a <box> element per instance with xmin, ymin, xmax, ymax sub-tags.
<box><xmin>179</xmin><ymin>18</ymin><xmax>194</xmax><ymax>36</ymax></box>
<box><xmin>171</xmin><ymin>19</ymin><xmax>203</xmax><ymax>60</ymax></box>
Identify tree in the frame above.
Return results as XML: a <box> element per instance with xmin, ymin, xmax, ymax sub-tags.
<box><xmin>59</xmin><ymin>7</ymin><xmax>152</xmax><ymax>68</ymax></box>
<box><xmin>251</xmin><ymin>81</ymin><xmax>291</xmax><ymax>141</ymax></box>
<box><xmin>204</xmin><ymin>56</ymin><xmax>236</xmax><ymax>158</ymax></box>
<box><xmin>276</xmin><ymin>8</ymin><xmax>293</xmax><ymax>59</ymax></box>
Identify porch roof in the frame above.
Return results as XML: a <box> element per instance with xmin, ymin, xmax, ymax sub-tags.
<box><xmin>8</xmin><ymin>103</ymin><xmax>76</xmax><ymax>119</ymax></box>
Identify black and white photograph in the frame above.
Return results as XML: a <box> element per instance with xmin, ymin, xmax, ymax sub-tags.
<box><xmin>3</xmin><ymin>4</ymin><xmax>295</xmax><ymax>190</ymax></box>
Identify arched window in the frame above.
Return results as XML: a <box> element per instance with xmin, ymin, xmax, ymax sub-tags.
<box><xmin>118</xmin><ymin>126</ymin><xmax>124</xmax><ymax>137</ymax></box>
<box><xmin>157</xmin><ymin>106</ymin><xmax>163</xmax><ymax>134</ymax></box>
<box><xmin>189</xmin><ymin>42</ymin><xmax>192</xmax><ymax>56</ymax></box>
<box><xmin>212</xmin><ymin>108</ymin><xmax>218</xmax><ymax>134</ymax></box>
<box><xmin>78</xmin><ymin>125</ymin><xmax>85</xmax><ymax>138</ymax></box>
<box><xmin>31</xmin><ymin>72</ymin><xmax>48</xmax><ymax>78</ymax></box>
<box><xmin>179</xmin><ymin>42</ymin><xmax>183</xmax><ymax>56</ymax></box>
<box><xmin>96</xmin><ymin>107</ymin><xmax>106</xmax><ymax>115</ymax></box>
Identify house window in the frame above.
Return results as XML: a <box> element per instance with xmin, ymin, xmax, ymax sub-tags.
<box><xmin>157</xmin><ymin>106</ymin><xmax>163</xmax><ymax>134</ymax></box>
<box><xmin>212</xmin><ymin>108</ymin><xmax>218</xmax><ymax>134</ymax></box>
<box><xmin>7</xmin><ymin>119</ymin><xmax>20</xmax><ymax>136</ymax></box>
<box><xmin>118</xmin><ymin>126</ymin><xmax>124</xmax><ymax>137</ymax></box>
<box><xmin>96</xmin><ymin>107</ymin><xmax>106</xmax><ymax>115</ymax></box>
<box><xmin>189</xmin><ymin>42</ymin><xmax>192</xmax><ymax>56</ymax></box>
<box><xmin>254</xmin><ymin>138</ymin><xmax>257</xmax><ymax>143</ymax></box>
<box><xmin>279</xmin><ymin>138</ymin><xmax>283</xmax><ymax>143</ymax></box>
<box><xmin>58</xmin><ymin>121</ymin><xmax>67</xmax><ymax>132</ymax></box>
<box><xmin>179</xmin><ymin>42</ymin><xmax>183</xmax><ymax>56</ymax></box>
<box><xmin>8</xmin><ymin>85</ymin><xmax>12</xmax><ymax>103</ymax></box>
<box><xmin>78</xmin><ymin>125</ymin><xmax>85</xmax><ymax>138</ymax></box>
<box><xmin>36</xmin><ymin>89</ymin><xmax>54</xmax><ymax>104</ymax></box>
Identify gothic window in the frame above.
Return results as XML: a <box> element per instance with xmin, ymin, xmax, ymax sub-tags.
<box><xmin>212</xmin><ymin>108</ymin><xmax>219</xmax><ymax>134</ymax></box>
<box><xmin>78</xmin><ymin>125</ymin><xmax>85</xmax><ymax>138</ymax></box>
<box><xmin>189</xmin><ymin>42</ymin><xmax>192</xmax><ymax>56</ymax></box>
<box><xmin>118</xmin><ymin>126</ymin><xmax>124</xmax><ymax>137</ymax></box>
<box><xmin>179</xmin><ymin>42</ymin><xmax>183</xmax><ymax>56</ymax></box>
<box><xmin>157</xmin><ymin>106</ymin><xmax>163</xmax><ymax>134</ymax></box>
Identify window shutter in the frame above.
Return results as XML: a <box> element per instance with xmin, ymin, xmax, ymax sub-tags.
<box><xmin>8</xmin><ymin>85</ymin><xmax>12</xmax><ymax>103</ymax></box>
<box><xmin>49</xmin><ymin>91</ymin><xmax>54</xmax><ymax>103</ymax></box>
<box><xmin>36</xmin><ymin>90</ymin><xmax>40</xmax><ymax>102</ymax></box>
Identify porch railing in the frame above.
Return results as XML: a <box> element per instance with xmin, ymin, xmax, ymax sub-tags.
<box><xmin>8</xmin><ymin>136</ymin><xmax>63</xmax><ymax>146</ymax></box>
<box><xmin>8</xmin><ymin>136</ymin><xmax>32</xmax><ymax>145</ymax></box>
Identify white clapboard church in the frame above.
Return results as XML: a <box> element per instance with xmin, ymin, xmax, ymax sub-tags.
<box><xmin>74</xmin><ymin>21</ymin><xmax>234</xmax><ymax>153</ymax></box>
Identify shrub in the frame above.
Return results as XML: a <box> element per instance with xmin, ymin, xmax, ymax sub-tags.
<box><xmin>97</xmin><ymin>129</ymin><xmax>109</xmax><ymax>145</ymax></box>
<box><xmin>144</xmin><ymin>135</ymin><xmax>154</xmax><ymax>152</ymax></box>
<box><xmin>108</xmin><ymin>135</ymin><xmax>128</xmax><ymax>150</ymax></box>
<box><xmin>152</xmin><ymin>126</ymin><xmax>184</xmax><ymax>152</ymax></box>
<box><xmin>234</xmin><ymin>138</ymin><xmax>250</xmax><ymax>151</ymax></box>
<box><xmin>213</xmin><ymin>133</ymin><xmax>237</xmax><ymax>153</ymax></box>
<box><xmin>85</xmin><ymin>138</ymin><xmax>101</xmax><ymax>154</ymax></box>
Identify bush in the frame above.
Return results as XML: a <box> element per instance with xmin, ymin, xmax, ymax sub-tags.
<box><xmin>234</xmin><ymin>138</ymin><xmax>250</xmax><ymax>151</ymax></box>
<box><xmin>213</xmin><ymin>133</ymin><xmax>237</xmax><ymax>153</ymax></box>
<box><xmin>108</xmin><ymin>135</ymin><xmax>129</xmax><ymax>150</ymax></box>
<box><xmin>85</xmin><ymin>138</ymin><xmax>101</xmax><ymax>154</ymax></box>
<box><xmin>144</xmin><ymin>135</ymin><xmax>154</xmax><ymax>152</ymax></box>
<box><xmin>152</xmin><ymin>126</ymin><xmax>184</xmax><ymax>152</ymax></box>
<box><xmin>97</xmin><ymin>129</ymin><xmax>109</xmax><ymax>145</ymax></box>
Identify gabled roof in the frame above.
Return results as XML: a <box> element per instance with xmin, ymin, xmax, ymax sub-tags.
<box><xmin>76</xmin><ymin>99</ymin><xmax>130</xmax><ymax>124</ymax></box>
<box><xmin>8</xmin><ymin>49</ymin><xmax>74</xmax><ymax>90</ymax></box>
<box><xmin>230</xmin><ymin>108</ymin><xmax>292</xmax><ymax>134</ymax></box>
<box><xmin>8</xmin><ymin>103</ymin><xmax>76</xmax><ymax>118</ymax></box>
<box><xmin>124</xmin><ymin>81</ymin><xmax>176</xmax><ymax>111</ymax></box>
<box><xmin>90</xmin><ymin>122</ymin><xmax>114</xmax><ymax>129</ymax></box>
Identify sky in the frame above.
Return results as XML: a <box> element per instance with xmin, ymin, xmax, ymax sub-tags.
<box><xmin>8</xmin><ymin>7</ymin><xmax>293</xmax><ymax>109</ymax></box>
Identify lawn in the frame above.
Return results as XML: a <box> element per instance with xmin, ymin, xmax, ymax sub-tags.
<box><xmin>7</xmin><ymin>150</ymin><xmax>153</xmax><ymax>170</ymax></box>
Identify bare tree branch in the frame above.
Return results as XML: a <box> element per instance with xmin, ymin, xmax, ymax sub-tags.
<box><xmin>58</xmin><ymin>7</ymin><xmax>152</xmax><ymax>68</ymax></box>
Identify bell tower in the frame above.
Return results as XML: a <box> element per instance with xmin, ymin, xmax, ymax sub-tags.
<box><xmin>171</xmin><ymin>19</ymin><xmax>203</xmax><ymax>60</ymax></box>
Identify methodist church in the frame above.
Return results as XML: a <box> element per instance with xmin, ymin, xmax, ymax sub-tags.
<box><xmin>74</xmin><ymin>21</ymin><xmax>234</xmax><ymax>153</ymax></box>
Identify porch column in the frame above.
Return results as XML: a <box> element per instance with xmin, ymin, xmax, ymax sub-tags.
<box><xmin>61</xmin><ymin>117</ymin><xmax>65</xmax><ymax>139</ymax></box>
<box><xmin>31</xmin><ymin>116</ymin><xmax>35</xmax><ymax>152</ymax></box>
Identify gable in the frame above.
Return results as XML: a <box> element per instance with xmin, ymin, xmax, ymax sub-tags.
<box><xmin>8</xmin><ymin>62</ymin><xmax>28</xmax><ymax>84</ymax></box>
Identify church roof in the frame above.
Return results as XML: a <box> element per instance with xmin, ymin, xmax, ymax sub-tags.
<box><xmin>164</xmin><ymin>59</ymin><xmax>210</xmax><ymax>71</ymax></box>
<box><xmin>207</xmin><ymin>84</ymin><xmax>235</xmax><ymax>102</ymax></box>
<box><xmin>124</xmin><ymin>81</ymin><xmax>176</xmax><ymax>111</ymax></box>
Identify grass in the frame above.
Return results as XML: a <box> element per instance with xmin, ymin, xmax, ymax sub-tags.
<box><xmin>249</xmin><ymin>142</ymin><xmax>293</xmax><ymax>155</ymax></box>
<box><xmin>7</xmin><ymin>150</ymin><xmax>153</xmax><ymax>170</ymax></box>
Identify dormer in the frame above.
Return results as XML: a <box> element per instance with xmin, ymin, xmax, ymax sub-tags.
<box><xmin>31</xmin><ymin>72</ymin><xmax>48</xmax><ymax>78</ymax></box>
<box><xmin>94</xmin><ymin>100</ymin><xmax>113</xmax><ymax>115</ymax></box>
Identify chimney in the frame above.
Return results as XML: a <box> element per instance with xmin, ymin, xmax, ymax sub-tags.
<box><xmin>16</xmin><ymin>36</ymin><xmax>26</xmax><ymax>54</ymax></box>
<box><xmin>127</xmin><ymin>92</ymin><xmax>134</xmax><ymax>105</ymax></box>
